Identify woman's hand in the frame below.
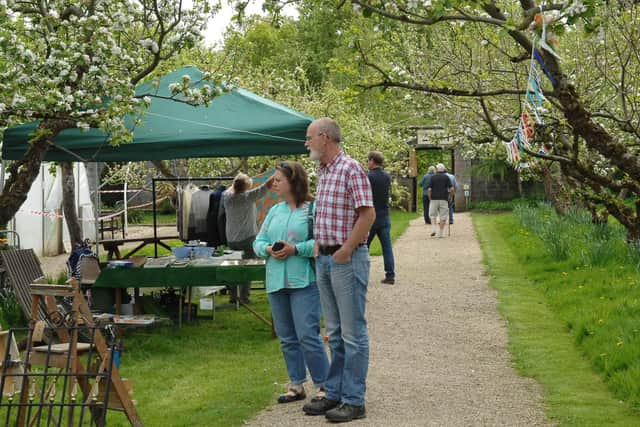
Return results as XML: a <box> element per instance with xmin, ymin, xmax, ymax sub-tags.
<box><xmin>271</xmin><ymin>241</ymin><xmax>296</xmax><ymax>260</ymax></box>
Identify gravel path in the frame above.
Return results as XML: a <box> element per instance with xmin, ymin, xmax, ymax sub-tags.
<box><xmin>248</xmin><ymin>212</ymin><xmax>550</xmax><ymax>426</ymax></box>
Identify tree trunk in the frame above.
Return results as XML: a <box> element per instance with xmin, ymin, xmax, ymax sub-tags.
<box><xmin>61</xmin><ymin>162</ymin><xmax>83</xmax><ymax>246</ymax></box>
<box><xmin>540</xmin><ymin>165</ymin><xmax>570</xmax><ymax>215</ymax></box>
<box><xmin>0</xmin><ymin>123</ymin><xmax>67</xmax><ymax>226</ymax></box>
<box><xmin>152</xmin><ymin>160</ymin><xmax>175</xmax><ymax>178</ymax></box>
<box><xmin>0</xmin><ymin>121</ymin><xmax>71</xmax><ymax>227</ymax></box>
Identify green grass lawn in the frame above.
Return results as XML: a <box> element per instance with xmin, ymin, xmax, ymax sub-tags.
<box><xmin>108</xmin><ymin>289</ymin><xmax>286</xmax><ymax>426</ymax></box>
<box><xmin>99</xmin><ymin>239</ymin><xmax>184</xmax><ymax>262</ymax></box>
<box><xmin>368</xmin><ymin>209</ymin><xmax>419</xmax><ymax>256</ymax></box>
<box><xmin>132</xmin><ymin>212</ymin><xmax>177</xmax><ymax>226</ymax></box>
<box><xmin>474</xmin><ymin>213</ymin><xmax>640</xmax><ymax>425</ymax></box>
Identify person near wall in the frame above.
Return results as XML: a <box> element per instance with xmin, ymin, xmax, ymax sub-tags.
<box><xmin>222</xmin><ymin>173</ymin><xmax>273</xmax><ymax>304</ymax></box>
<box><xmin>446</xmin><ymin>168</ymin><xmax>458</xmax><ymax>225</ymax></box>
<box><xmin>427</xmin><ymin>163</ymin><xmax>453</xmax><ymax>238</ymax></box>
<box><xmin>302</xmin><ymin>117</ymin><xmax>375</xmax><ymax>423</ymax></box>
<box><xmin>420</xmin><ymin>166</ymin><xmax>436</xmax><ymax>233</ymax></box>
<box><xmin>366</xmin><ymin>151</ymin><xmax>396</xmax><ymax>285</ymax></box>
<box><xmin>253</xmin><ymin>161</ymin><xmax>329</xmax><ymax>404</ymax></box>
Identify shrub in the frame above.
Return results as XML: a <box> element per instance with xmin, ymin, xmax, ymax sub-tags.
<box><xmin>0</xmin><ymin>288</ymin><xmax>26</xmax><ymax>328</ymax></box>
<box><xmin>127</xmin><ymin>208</ymin><xmax>144</xmax><ymax>224</ymax></box>
<box><xmin>564</xmin><ymin>205</ymin><xmax>593</xmax><ymax>226</ymax></box>
<box><xmin>158</xmin><ymin>199</ymin><xmax>176</xmax><ymax>215</ymax></box>
<box><xmin>539</xmin><ymin>216</ymin><xmax>571</xmax><ymax>260</ymax></box>
<box><xmin>580</xmin><ymin>223</ymin><xmax>624</xmax><ymax>267</ymax></box>
<box><xmin>627</xmin><ymin>240</ymin><xmax>640</xmax><ymax>272</ymax></box>
<box><xmin>514</xmin><ymin>203</ymin><xmax>544</xmax><ymax>234</ymax></box>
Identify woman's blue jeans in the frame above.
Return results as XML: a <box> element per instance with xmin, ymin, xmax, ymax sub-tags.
<box><xmin>268</xmin><ymin>283</ymin><xmax>329</xmax><ymax>386</ymax></box>
<box><xmin>316</xmin><ymin>246</ymin><xmax>370</xmax><ymax>406</ymax></box>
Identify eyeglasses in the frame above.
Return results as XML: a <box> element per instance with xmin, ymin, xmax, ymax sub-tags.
<box><xmin>305</xmin><ymin>132</ymin><xmax>325</xmax><ymax>142</ymax></box>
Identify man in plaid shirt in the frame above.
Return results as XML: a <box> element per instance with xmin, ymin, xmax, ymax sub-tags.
<box><xmin>302</xmin><ymin>117</ymin><xmax>375</xmax><ymax>423</ymax></box>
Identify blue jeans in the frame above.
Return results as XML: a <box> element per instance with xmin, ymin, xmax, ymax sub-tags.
<box><xmin>367</xmin><ymin>218</ymin><xmax>395</xmax><ymax>279</ymax></box>
<box><xmin>422</xmin><ymin>195</ymin><xmax>431</xmax><ymax>224</ymax></box>
<box><xmin>268</xmin><ymin>283</ymin><xmax>329</xmax><ymax>386</ymax></box>
<box><xmin>316</xmin><ymin>246</ymin><xmax>370</xmax><ymax>405</ymax></box>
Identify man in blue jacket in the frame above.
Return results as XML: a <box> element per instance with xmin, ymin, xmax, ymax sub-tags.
<box><xmin>366</xmin><ymin>151</ymin><xmax>395</xmax><ymax>285</ymax></box>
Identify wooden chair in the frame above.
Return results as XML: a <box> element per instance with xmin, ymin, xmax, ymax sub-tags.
<box><xmin>0</xmin><ymin>249</ymin><xmax>49</xmax><ymax>322</ymax></box>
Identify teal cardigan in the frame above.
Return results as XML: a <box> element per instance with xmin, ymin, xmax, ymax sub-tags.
<box><xmin>253</xmin><ymin>201</ymin><xmax>315</xmax><ymax>293</ymax></box>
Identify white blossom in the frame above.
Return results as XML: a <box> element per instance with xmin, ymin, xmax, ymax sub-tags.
<box><xmin>76</xmin><ymin>121</ymin><xmax>90</xmax><ymax>131</ymax></box>
<box><xmin>11</xmin><ymin>94</ymin><xmax>25</xmax><ymax>106</ymax></box>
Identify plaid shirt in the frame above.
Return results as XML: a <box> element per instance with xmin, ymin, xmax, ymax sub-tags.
<box><xmin>314</xmin><ymin>152</ymin><xmax>373</xmax><ymax>246</ymax></box>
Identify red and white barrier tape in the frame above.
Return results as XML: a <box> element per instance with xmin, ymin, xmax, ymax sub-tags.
<box><xmin>15</xmin><ymin>196</ymin><xmax>169</xmax><ymax>221</ymax></box>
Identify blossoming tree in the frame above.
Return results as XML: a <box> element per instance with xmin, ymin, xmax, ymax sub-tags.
<box><xmin>0</xmin><ymin>0</ymin><xmax>222</xmax><ymax>240</ymax></box>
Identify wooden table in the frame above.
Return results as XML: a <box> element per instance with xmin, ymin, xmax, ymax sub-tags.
<box><xmin>99</xmin><ymin>236</ymin><xmax>179</xmax><ymax>260</ymax></box>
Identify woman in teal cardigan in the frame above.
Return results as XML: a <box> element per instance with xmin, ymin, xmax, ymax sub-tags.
<box><xmin>253</xmin><ymin>161</ymin><xmax>329</xmax><ymax>404</ymax></box>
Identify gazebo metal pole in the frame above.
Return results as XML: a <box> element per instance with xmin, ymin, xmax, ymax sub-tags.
<box><xmin>153</xmin><ymin>178</ymin><xmax>158</xmax><ymax>258</ymax></box>
<box><xmin>0</xmin><ymin>160</ymin><xmax>5</xmax><ymax>191</ymax></box>
<box><xmin>41</xmin><ymin>163</ymin><xmax>45</xmax><ymax>256</ymax></box>
<box><xmin>94</xmin><ymin>163</ymin><xmax>100</xmax><ymax>257</ymax></box>
<box><xmin>124</xmin><ymin>162</ymin><xmax>130</xmax><ymax>237</ymax></box>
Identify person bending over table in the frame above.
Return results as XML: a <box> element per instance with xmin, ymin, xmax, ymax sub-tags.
<box><xmin>253</xmin><ymin>161</ymin><xmax>329</xmax><ymax>404</ymax></box>
<box><xmin>222</xmin><ymin>172</ymin><xmax>273</xmax><ymax>304</ymax></box>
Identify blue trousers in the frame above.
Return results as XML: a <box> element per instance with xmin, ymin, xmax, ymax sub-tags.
<box><xmin>367</xmin><ymin>218</ymin><xmax>395</xmax><ymax>279</ymax></box>
<box><xmin>316</xmin><ymin>246</ymin><xmax>370</xmax><ymax>405</ymax></box>
<box><xmin>268</xmin><ymin>283</ymin><xmax>329</xmax><ymax>386</ymax></box>
<box><xmin>422</xmin><ymin>195</ymin><xmax>431</xmax><ymax>224</ymax></box>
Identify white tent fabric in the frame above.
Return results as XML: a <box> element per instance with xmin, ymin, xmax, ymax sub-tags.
<box><xmin>7</xmin><ymin>163</ymin><xmax>95</xmax><ymax>257</ymax></box>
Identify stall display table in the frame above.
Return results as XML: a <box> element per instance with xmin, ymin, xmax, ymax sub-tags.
<box><xmin>93</xmin><ymin>258</ymin><xmax>267</xmax><ymax>328</ymax></box>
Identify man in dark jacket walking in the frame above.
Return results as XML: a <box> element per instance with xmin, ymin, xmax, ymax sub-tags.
<box><xmin>366</xmin><ymin>151</ymin><xmax>395</xmax><ymax>284</ymax></box>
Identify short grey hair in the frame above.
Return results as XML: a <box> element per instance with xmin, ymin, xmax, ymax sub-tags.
<box><xmin>427</xmin><ymin>166</ymin><xmax>436</xmax><ymax>174</ymax></box>
<box><xmin>314</xmin><ymin>117</ymin><xmax>342</xmax><ymax>143</ymax></box>
<box><xmin>436</xmin><ymin>163</ymin><xmax>446</xmax><ymax>172</ymax></box>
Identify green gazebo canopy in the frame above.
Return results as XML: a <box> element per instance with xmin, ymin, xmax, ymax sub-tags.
<box><xmin>2</xmin><ymin>66</ymin><xmax>312</xmax><ymax>162</ymax></box>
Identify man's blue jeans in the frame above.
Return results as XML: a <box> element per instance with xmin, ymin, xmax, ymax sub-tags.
<box><xmin>422</xmin><ymin>195</ymin><xmax>431</xmax><ymax>224</ymax></box>
<box><xmin>268</xmin><ymin>283</ymin><xmax>329</xmax><ymax>386</ymax></box>
<box><xmin>316</xmin><ymin>246</ymin><xmax>370</xmax><ymax>406</ymax></box>
<box><xmin>367</xmin><ymin>218</ymin><xmax>395</xmax><ymax>279</ymax></box>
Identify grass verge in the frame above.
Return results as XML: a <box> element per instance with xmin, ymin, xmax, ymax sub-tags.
<box><xmin>474</xmin><ymin>213</ymin><xmax>639</xmax><ymax>425</ymax></box>
<box><xmin>108</xmin><ymin>289</ymin><xmax>285</xmax><ymax>426</ymax></box>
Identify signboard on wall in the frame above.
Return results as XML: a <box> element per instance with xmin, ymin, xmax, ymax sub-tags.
<box><xmin>417</xmin><ymin>128</ymin><xmax>453</xmax><ymax>147</ymax></box>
